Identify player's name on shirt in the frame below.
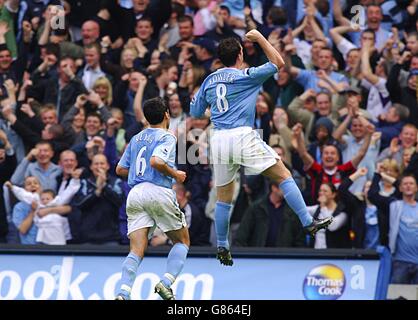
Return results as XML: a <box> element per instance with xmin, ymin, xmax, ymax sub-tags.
<box><xmin>136</xmin><ymin>132</ymin><xmax>154</xmax><ymax>144</ymax></box>
<box><xmin>207</xmin><ymin>72</ymin><xmax>237</xmax><ymax>85</ymax></box>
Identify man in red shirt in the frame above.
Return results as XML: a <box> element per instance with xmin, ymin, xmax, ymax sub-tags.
<box><xmin>293</xmin><ymin>121</ymin><xmax>374</xmax><ymax>202</ymax></box>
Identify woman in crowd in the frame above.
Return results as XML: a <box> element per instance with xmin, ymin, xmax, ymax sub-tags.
<box><xmin>307</xmin><ymin>182</ymin><xmax>350</xmax><ymax>249</ymax></box>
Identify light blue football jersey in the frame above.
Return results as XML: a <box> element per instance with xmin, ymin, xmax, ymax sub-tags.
<box><xmin>190</xmin><ymin>62</ymin><xmax>278</xmax><ymax>129</ymax></box>
<box><xmin>118</xmin><ymin>128</ymin><xmax>177</xmax><ymax>189</ymax></box>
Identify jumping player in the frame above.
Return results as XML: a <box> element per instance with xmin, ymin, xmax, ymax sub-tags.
<box><xmin>190</xmin><ymin>30</ymin><xmax>333</xmax><ymax>266</ymax></box>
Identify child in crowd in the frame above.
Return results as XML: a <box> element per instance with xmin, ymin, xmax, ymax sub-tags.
<box><xmin>5</xmin><ymin>170</ymin><xmax>82</xmax><ymax>245</ymax></box>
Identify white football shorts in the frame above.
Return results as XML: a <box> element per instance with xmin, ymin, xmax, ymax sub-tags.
<box><xmin>126</xmin><ymin>182</ymin><xmax>187</xmax><ymax>237</ymax></box>
<box><xmin>210</xmin><ymin>126</ymin><xmax>279</xmax><ymax>187</ymax></box>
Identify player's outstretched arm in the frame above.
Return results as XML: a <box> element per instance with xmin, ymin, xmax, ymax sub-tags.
<box><xmin>116</xmin><ymin>165</ymin><xmax>129</xmax><ymax>178</ymax></box>
<box><xmin>150</xmin><ymin>156</ymin><xmax>186</xmax><ymax>183</ymax></box>
<box><xmin>245</xmin><ymin>29</ymin><xmax>285</xmax><ymax>69</ymax></box>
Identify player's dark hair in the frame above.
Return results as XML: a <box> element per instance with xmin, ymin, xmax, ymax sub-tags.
<box><xmin>218</xmin><ymin>37</ymin><xmax>242</xmax><ymax>67</ymax></box>
<box><xmin>144</xmin><ymin>97</ymin><xmax>168</xmax><ymax>125</ymax></box>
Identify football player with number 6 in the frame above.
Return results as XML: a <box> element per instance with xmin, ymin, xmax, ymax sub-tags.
<box><xmin>115</xmin><ymin>97</ymin><xmax>189</xmax><ymax>300</ymax></box>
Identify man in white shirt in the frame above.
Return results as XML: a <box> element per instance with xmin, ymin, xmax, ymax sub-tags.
<box><xmin>80</xmin><ymin>43</ymin><xmax>106</xmax><ymax>90</ymax></box>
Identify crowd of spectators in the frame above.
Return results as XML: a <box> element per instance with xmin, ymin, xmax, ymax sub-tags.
<box><xmin>0</xmin><ymin>0</ymin><xmax>417</xmax><ymax>283</ymax></box>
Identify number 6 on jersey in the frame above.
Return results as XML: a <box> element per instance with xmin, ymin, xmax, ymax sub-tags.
<box><xmin>136</xmin><ymin>146</ymin><xmax>147</xmax><ymax>176</ymax></box>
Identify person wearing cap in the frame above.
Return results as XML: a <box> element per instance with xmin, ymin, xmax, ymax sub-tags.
<box><xmin>338</xmin><ymin>85</ymin><xmax>374</xmax><ymax>120</ymax></box>
<box><xmin>192</xmin><ymin>37</ymin><xmax>216</xmax><ymax>74</ymax></box>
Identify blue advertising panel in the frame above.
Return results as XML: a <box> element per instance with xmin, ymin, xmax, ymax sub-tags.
<box><xmin>0</xmin><ymin>254</ymin><xmax>382</xmax><ymax>300</ymax></box>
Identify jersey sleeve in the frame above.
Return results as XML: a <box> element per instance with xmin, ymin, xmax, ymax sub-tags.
<box><xmin>190</xmin><ymin>85</ymin><xmax>207</xmax><ymax>118</ymax></box>
<box><xmin>118</xmin><ymin>141</ymin><xmax>132</xmax><ymax>168</ymax></box>
<box><xmin>245</xmin><ymin>62</ymin><xmax>278</xmax><ymax>84</ymax></box>
<box><xmin>152</xmin><ymin>134</ymin><xmax>176</xmax><ymax>164</ymax></box>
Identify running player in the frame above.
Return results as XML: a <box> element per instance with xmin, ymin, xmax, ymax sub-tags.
<box><xmin>115</xmin><ymin>97</ymin><xmax>189</xmax><ymax>300</ymax></box>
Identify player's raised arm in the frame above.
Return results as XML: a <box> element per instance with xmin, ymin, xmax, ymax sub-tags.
<box><xmin>245</xmin><ymin>29</ymin><xmax>285</xmax><ymax>69</ymax></box>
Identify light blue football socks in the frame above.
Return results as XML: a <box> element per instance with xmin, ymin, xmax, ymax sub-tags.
<box><xmin>280</xmin><ymin>177</ymin><xmax>313</xmax><ymax>227</ymax></box>
<box><xmin>214</xmin><ymin>201</ymin><xmax>232</xmax><ymax>249</ymax></box>
<box><xmin>161</xmin><ymin>243</ymin><xmax>189</xmax><ymax>287</ymax></box>
<box><xmin>118</xmin><ymin>252</ymin><xmax>142</xmax><ymax>299</ymax></box>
